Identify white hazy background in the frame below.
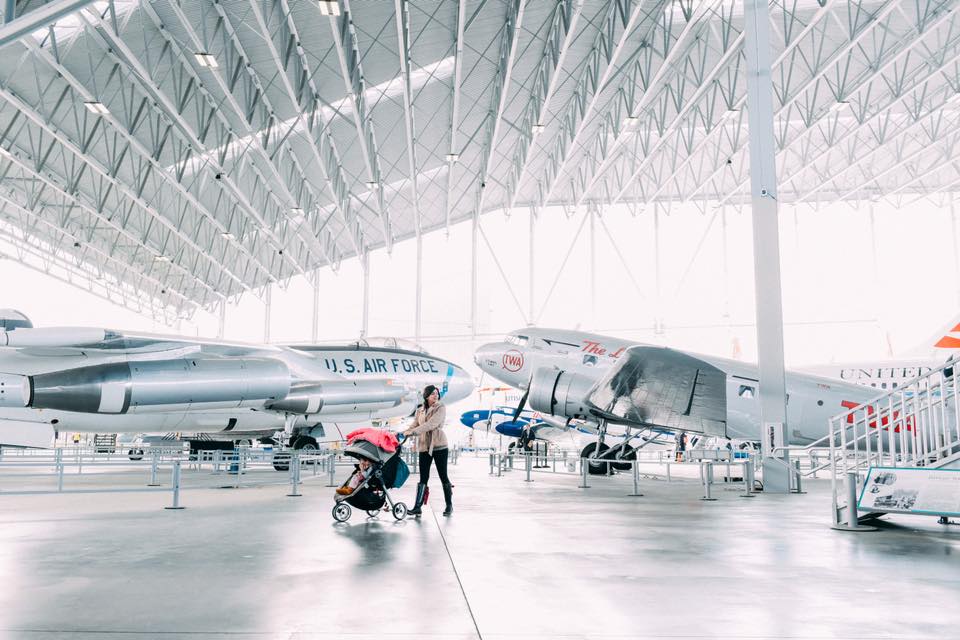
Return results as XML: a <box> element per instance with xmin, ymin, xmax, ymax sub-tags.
<box><xmin>4</xmin><ymin>200</ymin><xmax>959</xmax><ymax>382</ymax></box>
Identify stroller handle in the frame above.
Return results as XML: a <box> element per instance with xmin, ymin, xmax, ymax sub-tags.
<box><xmin>396</xmin><ymin>432</ymin><xmax>408</xmax><ymax>444</ymax></box>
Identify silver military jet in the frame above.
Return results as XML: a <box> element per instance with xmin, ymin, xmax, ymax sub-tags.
<box><xmin>0</xmin><ymin>310</ymin><xmax>473</xmax><ymax>450</ymax></box>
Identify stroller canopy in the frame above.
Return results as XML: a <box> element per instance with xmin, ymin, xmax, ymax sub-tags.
<box><xmin>343</xmin><ymin>439</ymin><xmax>395</xmax><ymax>464</ymax></box>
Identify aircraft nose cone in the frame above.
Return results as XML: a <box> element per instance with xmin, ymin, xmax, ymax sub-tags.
<box><xmin>474</xmin><ymin>342</ymin><xmax>502</xmax><ymax>371</ymax></box>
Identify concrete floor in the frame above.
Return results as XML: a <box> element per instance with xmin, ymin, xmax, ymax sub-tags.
<box><xmin>0</xmin><ymin>454</ymin><xmax>958</xmax><ymax>639</ymax></box>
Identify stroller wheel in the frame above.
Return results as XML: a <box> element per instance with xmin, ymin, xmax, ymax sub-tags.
<box><xmin>392</xmin><ymin>502</ymin><xmax>408</xmax><ymax>521</ymax></box>
<box><xmin>366</xmin><ymin>509</ymin><xmax>381</xmax><ymax>518</ymax></box>
<box><xmin>332</xmin><ymin>502</ymin><xmax>352</xmax><ymax>522</ymax></box>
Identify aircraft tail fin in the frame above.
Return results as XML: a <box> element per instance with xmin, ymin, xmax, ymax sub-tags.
<box><xmin>904</xmin><ymin>314</ymin><xmax>960</xmax><ymax>357</ymax></box>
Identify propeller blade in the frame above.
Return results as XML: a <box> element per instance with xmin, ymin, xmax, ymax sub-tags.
<box><xmin>512</xmin><ymin>387</ymin><xmax>529</xmax><ymax>421</ymax></box>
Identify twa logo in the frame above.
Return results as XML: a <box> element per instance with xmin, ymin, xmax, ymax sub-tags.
<box><xmin>502</xmin><ymin>350</ymin><xmax>524</xmax><ymax>373</ymax></box>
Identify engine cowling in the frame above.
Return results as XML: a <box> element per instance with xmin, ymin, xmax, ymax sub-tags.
<box><xmin>28</xmin><ymin>357</ymin><xmax>290</xmax><ymax>414</ymax></box>
<box><xmin>527</xmin><ymin>367</ymin><xmax>595</xmax><ymax>420</ymax></box>
<box><xmin>265</xmin><ymin>379</ymin><xmax>407</xmax><ymax>414</ymax></box>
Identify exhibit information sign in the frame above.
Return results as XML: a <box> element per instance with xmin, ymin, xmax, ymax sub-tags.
<box><xmin>858</xmin><ymin>466</ymin><xmax>960</xmax><ymax>517</ymax></box>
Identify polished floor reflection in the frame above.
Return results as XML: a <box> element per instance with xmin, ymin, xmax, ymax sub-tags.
<box><xmin>0</xmin><ymin>454</ymin><xmax>958</xmax><ymax>639</ymax></box>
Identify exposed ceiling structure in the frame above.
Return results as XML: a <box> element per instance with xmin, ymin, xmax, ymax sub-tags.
<box><xmin>0</xmin><ymin>0</ymin><xmax>958</xmax><ymax>321</ymax></box>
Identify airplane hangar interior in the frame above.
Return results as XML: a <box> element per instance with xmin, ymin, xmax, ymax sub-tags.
<box><xmin>1</xmin><ymin>0</ymin><xmax>960</xmax><ymax>637</ymax></box>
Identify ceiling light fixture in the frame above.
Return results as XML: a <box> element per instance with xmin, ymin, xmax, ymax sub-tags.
<box><xmin>221</xmin><ymin>231</ymin><xmax>235</xmax><ymax>239</ymax></box>
<box><xmin>445</xmin><ymin>153</ymin><xmax>460</xmax><ymax>162</ymax></box>
<box><xmin>194</xmin><ymin>52</ymin><xmax>219</xmax><ymax>68</ymax></box>
<box><xmin>623</xmin><ymin>115</ymin><xmax>639</xmax><ymax>126</ymax></box>
<box><xmin>366</xmin><ymin>181</ymin><xmax>380</xmax><ymax>190</ymax></box>
<box><xmin>84</xmin><ymin>101</ymin><xmax>109</xmax><ymax>115</ymax></box>
<box><xmin>154</xmin><ymin>254</ymin><xmax>170</xmax><ymax>262</ymax></box>
<box><xmin>830</xmin><ymin>100</ymin><xmax>849</xmax><ymax>113</ymax></box>
<box><xmin>531</xmin><ymin>123</ymin><xmax>545</xmax><ymax>134</ymax></box>
<box><xmin>317</xmin><ymin>0</ymin><xmax>341</xmax><ymax>16</ymax></box>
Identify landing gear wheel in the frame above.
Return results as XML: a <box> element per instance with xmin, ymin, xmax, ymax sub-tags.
<box><xmin>392</xmin><ymin>502</ymin><xmax>408</xmax><ymax>521</ymax></box>
<box><xmin>332</xmin><ymin>502</ymin><xmax>352</xmax><ymax>522</ymax></box>
<box><xmin>272</xmin><ymin>452</ymin><xmax>291</xmax><ymax>472</ymax></box>
<box><xmin>581</xmin><ymin>442</ymin><xmax>612</xmax><ymax>475</ymax></box>
<box><xmin>366</xmin><ymin>509</ymin><xmax>381</xmax><ymax>518</ymax></box>
<box><xmin>128</xmin><ymin>448</ymin><xmax>144</xmax><ymax>461</ymax></box>
<box><xmin>611</xmin><ymin>445</ymin><xmax>636</xmax><ymax>472</ymax></box>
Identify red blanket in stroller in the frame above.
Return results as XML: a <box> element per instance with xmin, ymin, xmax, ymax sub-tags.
<box><xmin>345</xmin><ymin>427</ymin><xmax>399</xmax><ymax>453</ymax></box>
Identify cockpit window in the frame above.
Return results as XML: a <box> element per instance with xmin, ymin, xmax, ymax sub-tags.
<box><xmin>738</xmin><ymin>385</ymin><xmax>756</xmax><ymax>399</ymax></box>
<box><xmin>505</xmin><ymin>335</ymin><xmax>529</xmax><ymax>346</ymax></box>
<box><xmin>582</xmin><ymin>354</ymin><xmax>598</xmax><ymax>367</ymax></box>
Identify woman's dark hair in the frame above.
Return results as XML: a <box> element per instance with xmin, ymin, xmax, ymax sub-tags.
<box><xmin>422</xmin><ymin>384</ymin><xmax>440</xmax><ymax>403</ymax></box>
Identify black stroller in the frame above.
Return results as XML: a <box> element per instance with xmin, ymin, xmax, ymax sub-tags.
<box><xmin>332</xmin><ymin>434</ymin><xmax>410</xmax><ymax>522</ymax></box>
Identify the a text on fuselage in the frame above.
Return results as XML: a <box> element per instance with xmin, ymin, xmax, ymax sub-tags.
<box><xmin>322</xmin><ymin>356</ymin><xmax>440</xmax><ymax>375</ymax></box>
<box><xmin>581</xmin><ymin>340</ymin><xmax>626</xmax><ymax>358</ymax></box>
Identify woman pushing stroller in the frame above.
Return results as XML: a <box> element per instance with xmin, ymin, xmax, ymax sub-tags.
<box><xmin>403</xmin><ymin>384</ymin><xmax>453</xmax><ymax>517</ymax></box>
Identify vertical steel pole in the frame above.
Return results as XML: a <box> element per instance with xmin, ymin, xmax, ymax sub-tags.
<box><xmin>263</xmin><ymin>284</ymin><xmax>272</xmax><ymax>343</ymax></box>
<box><xmin>165</xmin><ymin>460</ymin><xmax>185</xmax><ymax>510</ymax></box>
<box><xmin>470</xmin><ymin>213</ymin><xmax>479</xmax><ymax>337</ymax></box>
<box><xmin>148</xmin><ymin>450</ymin><xmax>160</xmax><ymax>486</ymax></box>
<box><xmin>415</xmin><ymin>226</ymin><xmax>423</xmax><ymax>345</ymax></box>
<box><xmin>589</xmin><ymin>207</ymin><xmax>596</xmax><ymax>326</ymax></box>
<box><xmin>628</xmin><ymin>460</ymin><xmax>643</xmax><ymax>497</ymax></box>
<box><xmin>288</xmin><ymin>453</ymin><xmax>302</xmax><ymax>497</ymax></box>
<box><xmin>701</xmin><ymin>461</ymin><xmax>717</xmax><ymax>501</ymax></box>
<box><xmin>744</xmin><ymin>0</ymin><xmax>790</xmax><ymax>492</ymax></box>
<box><xmin>529</xmin><ymin>207</ymin><xmax>536</xmax><ymax>324</ymax></box>
<box><xmin>217</xmin><ymin>298</ymin><xmax>226</xmax><ymax>339</ymax></box>
<box><xmin>3</xmin><ymin>0</ymin><xmax>14</xmax><ymax>24</ymax></box>
<box><xmin>311</xmin><ymin>271</ymin><xmax>320</xmax><ymax>342</ymax></box>
<box><xmin>952</xmin><ymin>192</ymin><xmax>960</xmax><ymax>308</ymax></box>
<box><xmin>361</xmin><ymin>250</ymin><xmax>370</xmax><ymax>338</ymax></box>
<box><xmin>56</xmin><ymin>448</ymin><xmax>64</xmax><ymax>492</ymax></box>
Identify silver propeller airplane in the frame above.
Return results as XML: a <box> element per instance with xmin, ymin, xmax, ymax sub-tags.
<box><xmin>0</xmin><ymin>310</ymin><xmax>473</xmax><ymax>450</ymax></box>
<box><xmin>474</xmin><ymin>327</ymin><xmax>902</xmax><ymax>471</ymax></box>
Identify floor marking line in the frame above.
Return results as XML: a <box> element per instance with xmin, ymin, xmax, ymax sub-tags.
<box><xmin>432</xmin><ymin>507</ymin><xmax>483</xmax><ymax>640</ymax></box>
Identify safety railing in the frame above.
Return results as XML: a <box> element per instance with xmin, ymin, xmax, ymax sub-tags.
<box><xmin>827</xmin><ymin>357</ymin><xmax>960</xmax><ymax>528</ymax></box>
<box><xmin>487</xmin><ymin>450</ymin><xmax>759</xmax><ymax>499</ymax></box>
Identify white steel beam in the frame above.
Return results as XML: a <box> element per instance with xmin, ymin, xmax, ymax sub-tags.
<box><xmin>0</xmin><ymin>0</ymin><xmax>96</xmax><ymax>50</ymax></box>
<box><xmin>744</xmin><ymin>0</ymin><xmax>789</xmax><ymax>492</ymax></box>
<box><xmin>445</xmin><ymin>0</ymin><xmax>467</xmax><ymax>232</ymax></box>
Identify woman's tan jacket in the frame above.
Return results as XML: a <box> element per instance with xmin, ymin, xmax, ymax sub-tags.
<box><xmin>405</xmin><ymin>402</ymin><xmax>447</xmax><ymax>453</ymax></box>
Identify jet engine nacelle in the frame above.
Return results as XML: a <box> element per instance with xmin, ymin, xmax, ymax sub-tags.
<box><xmin>265</xmin><ymin>379</ymin><xmax>407</xmax><ymax>415</ymax></box>
<box><xmin>27</xmin><ymin>357</ymin><xmax>290</xmax><ymax>414</ymax></box>
<box><xmin>527</xmin><ymin>367</ymin><xmax>595</xmax><ymax>420</ymax></box>
<box><xmin>0</xmin><ymin>327</ymin><xmax>108</xmax><ymax>347</ymax></box>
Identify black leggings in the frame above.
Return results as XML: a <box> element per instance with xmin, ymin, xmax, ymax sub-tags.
<box><xmin>418</xmin><ymin>448</ymin><xmax>450</xmax><ymax>486</ymax></box>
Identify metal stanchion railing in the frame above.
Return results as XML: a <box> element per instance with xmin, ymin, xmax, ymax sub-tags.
<box><xmin>792</xmin><ymin>459</ymin><xmax>805</xmax><ymax>494</ymax></box>
<box><xmin>147</xmin><ymin>450</ymin><xmax>160</xmax><ymax>487</ymax></box>
<box><xmin>55</xmin><ymin>448</ymin><xmax>64</xmax><ymax>492</ymax></box>
<box><xmin>578</xmin><ymin>457</ymin><xmax>590</xmax><ymax>488</ymax></box>
<box><xmin>831</xmin><ymin>471</ymin><xmax>876</xmax><ymax>531</ymax></box>
<box><xmin>628</xmin><ymin>459</ymin><xmax>643</xmax><ymax>497</ymax></box>
<box><xmin>524</xmin><ymin>452</ymin><xmax>533</xmax><ymax>482</ymax></box>
<box><xmin>700</xmin><ymin>461</ymin><xmax>716</xmax><ymax>501</ymax></box>
<box><xmin>287</xmin><ymin>453</ymin><xmax>302</xmax><ymax>497</ymax></box>
<box><xmin>327</xmin><ymin>454</ymin><xmax>337</xmax><ymax>487</ymax></box>
<box><xmin>740</xmin><ymin>458</ymin><xmax>756</xmax><ymax>498</ymax></box>
<box><xmin>165</xmin><ymin>460</ymin><xmax>184</xmax><ymax>510</ymax></box>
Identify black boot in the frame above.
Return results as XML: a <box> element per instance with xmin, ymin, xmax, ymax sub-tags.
<box><xmin>442</xmin><ymin>482</ymin><xmax>453</xmax><ymax>516</ymax></box>
<box><xmin>408</xmin><ymin>483</ymin><xmax>427</xmax><ymax>516</ymax></box>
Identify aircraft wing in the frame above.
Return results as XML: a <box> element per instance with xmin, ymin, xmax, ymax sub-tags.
<box><xmin>586</xmin><ymin>346</ymin><xmax>727</xmax><ymax>437</ymax></box>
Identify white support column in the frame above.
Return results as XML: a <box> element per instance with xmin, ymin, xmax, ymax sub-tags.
<box><xmin>217</xmin><ymin>298</ymin><xmax>226</xmax><ymax>339</ymax></box>
<box><xmin>415</xmin><ymin>228</ymin><xmax>423</xmax><ymax>344</ymax></box>
<box><xmin>529</xmin><ymin>207</ymin><xmax>536</xmax><ymax>324</ymax></box>
<box><xmin>590</xmin><ymin>207</ymin><xmax>596</xmax><ymax>326</ymax></box>
<box><xmin>312</xmin><ymin>272</ymin><xmax>320</xmax><ymax>343</ymax></box>
<box><xmin>745</xmin><ymin>0</ymin><xmax>790</xmax><ymax>492</ymax></box>
<box><xmin>263</xmin><ymin>284</ymin><xmax>272</xmax><ymax>344</ymax></box>
<box><xmin>471</xmin><ymin>213</ymin><xmax>479</xmax><ymax>337</ymax></box>
<box><xmin>653</xmin><ymin>208</ymin><xmax>663</xmax><ymax>339</ymax></box>
<box><xmin>361</xmin><ymin>251</ymin><xmax>370</xmax><ymax>338</ymax></box>
<box><xmin>951</xmin><ymin>193</ymin><xmax>960</xmax><ymax>308</ymax></box>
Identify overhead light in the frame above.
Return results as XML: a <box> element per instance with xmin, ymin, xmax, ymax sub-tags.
<box><xmin>445</xmin><ymin>153</ymin><xmax>460</xmax><ymax>162</ymax></box>
<box><xmin>194</xmin><ymin>52</ymin><xmax>219</xmax><ymax>68</ymax></box>
<box><xmin>531</xmin><ymin>123</ymin><xmax>545</xmax><ymax>134</ymax></box>
<box><xmin>221</xmin><ymin>231</ymin><xmax>235</xmax><ymax>240</ymax></box>
<box><xmin>154</xmin><ymin>254</ymin><xmax>170</xmax><ymax>262</ymax></box>
<box><xmin>366</xmin><ymin>181</ymin><xmax>379</xmax><ymax>190</ymax></box>
<box><xmin>290</xmin><ymin>207</ymin><xmax>304</xmax><ymax>214</ymax></box>
<box><xmin>317</xmin><ymin>0</ymin><xmax>341</xmax><ymax>16</ymax></box>
<box><xmin>723</xmin><ymin>108</ymin><xmax>739</xmax><ymax>119</ymax></box>
<box><xmin>84</xmin><ymin>101</ymin><xmax>109</xmax><ymax>115</ymax></box>
<box><xmin>830</xmin><ymin>100</ymin><xmax>849</xmax><ymax>113</ymax></box>
<box><xmin>623</xmin><ymin>115</ymin><xmax>639</xmax><ymax>126</ymax></box>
